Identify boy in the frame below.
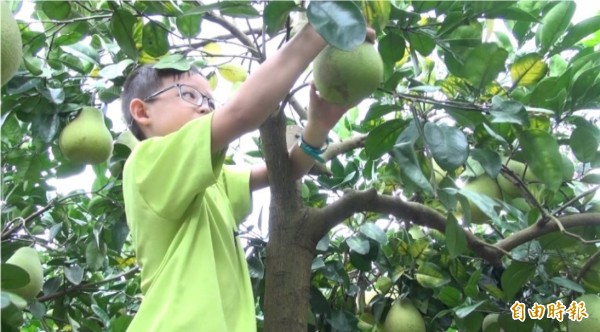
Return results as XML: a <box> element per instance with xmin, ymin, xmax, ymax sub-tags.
<box><xmin>120</xmin><ymin>24</ymin><xmax>374</xmax><ymax>331</ymax></box>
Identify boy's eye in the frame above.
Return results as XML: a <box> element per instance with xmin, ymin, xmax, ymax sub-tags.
<box><xmin>182</xmin><ymin>91</ymin><xmax>197</xmax><ymax>100</ymax></box>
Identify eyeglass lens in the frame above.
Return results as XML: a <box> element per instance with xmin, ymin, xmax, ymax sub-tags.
<box><xmin>179</xmin><ymin>85</ymin><xmax>215</xmax><ymax>109</ymax></box>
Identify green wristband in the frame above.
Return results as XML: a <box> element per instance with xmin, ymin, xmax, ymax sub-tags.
<box><xmin>299</xmin><ymin>134</ymin><xmax>327</xmax><ymax>163</ymax></box>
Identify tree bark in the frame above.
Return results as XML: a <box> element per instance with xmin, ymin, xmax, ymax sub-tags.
<box><xmin>259</xmin><ymin>111</ymin><xmax>315</xmax><ymax>332</ymax></box>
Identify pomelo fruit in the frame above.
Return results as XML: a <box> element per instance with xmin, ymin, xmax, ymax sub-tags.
<box><xmin>313</xmin><ymin>42</ymin><xmax>383</xmax><ymax>106</ymax></box>
<box><xmin>1</xmin><ymin>2</ymin><xmax>23</xmax><ymax>86</ymax></box>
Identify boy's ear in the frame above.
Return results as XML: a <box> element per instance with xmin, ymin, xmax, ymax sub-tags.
<box><xmin>130</xmin><ymin>98</ymin><xmax>151</xmax><ymax>127</ymax></box>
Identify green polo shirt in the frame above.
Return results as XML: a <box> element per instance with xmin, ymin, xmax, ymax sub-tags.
<box><xmin>123</xmin><ymin>114</ymin><xmax>255</xmax><ymax>332</ymax></box>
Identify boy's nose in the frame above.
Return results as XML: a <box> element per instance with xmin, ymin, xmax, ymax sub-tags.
<box><xmin>198</xmin><ymin>105</ymin><xmax>212</xmax><ymax>115</ymax></box>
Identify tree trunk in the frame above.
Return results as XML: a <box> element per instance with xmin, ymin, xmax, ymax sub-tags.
<box><xmin>259</xmin><ymin>111</ymin><xmax>316</xmax><ymax>332</ymax></box>
<box><xmin>263</xmin><ymin>212</ymin><xmax>315</xmax><ymax>332</ymax></box>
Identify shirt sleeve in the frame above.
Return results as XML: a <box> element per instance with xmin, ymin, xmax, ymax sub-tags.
<box><xmin>124</xmin><ymin>113</ymin><xmax>225</xmax><ymax>220</ymax></box>
<box><xmin>222</xmin><ymin>166</ymin><xmax>252</xmax><ymax>224</ymax></box>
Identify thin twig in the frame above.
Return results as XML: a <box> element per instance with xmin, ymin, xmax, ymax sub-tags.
<box><xmin>37</xmin><ymin>267</ymin><xmax>140</xmax><ymax>302</ymax></box>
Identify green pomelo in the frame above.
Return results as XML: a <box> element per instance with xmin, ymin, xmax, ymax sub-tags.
<box><xmin>6</xmin><ymin>247</ymin><xmax>44</xmax><ymax>301</ymax></box>
<box><xmin>381</xmin><ymin>298</ymin><xmax>426</xmax><ymax>332</ymax></box>
<box><xmin>496</xmin><ymin>159</ymin><xmax>537</xmax><ymax>198</ymax></box>
<box><xmin>59</xmin><ymin>107</ymin><xmax>114</xmax><ymax>165</ymax></box>
<box><xmin>567</xmin><ymin>294</ymin><xmax>600</xmax><ymax>332</ymax></box>
<box><xmin>115</xmin><ymin>130</ymin><xmax>139</xmax><ymax>151</ymax></box>
<box><xmin>482</xmin><ymin>313</ymin><xmax>504</xmax><ymax>332</ymax></box>
<box><xmin>581</xmin><ymin>258</ymin><xmax>600</xmax><ymax>292</ymax></box>
<box><xmin>313</xmin><ymin>42</ymin><xmax>383</xmax><ymax>106</ymax></box>
<box><xmin>463</xmin><ymin>175</ymin><xmax>502</xmax><ymax>224</ymax></box>
<box><xmin>1</xmin><ymin>2</ymin><xmax>23</xmax><ymax>86</ymax></box>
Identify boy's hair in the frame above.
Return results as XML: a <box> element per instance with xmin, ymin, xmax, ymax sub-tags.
<box><xmin>121</xmin><ymin>64</ymin><xmax>202</xmax><ymax>140</ymax></box>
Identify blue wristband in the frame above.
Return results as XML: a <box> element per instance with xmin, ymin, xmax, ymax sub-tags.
<box><xmin>299</xmin><ymin>134</ymin><xmax>327</xmax><ymax>163</ymax></box>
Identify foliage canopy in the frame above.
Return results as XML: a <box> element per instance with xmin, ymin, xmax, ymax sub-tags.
<box><xmin>1</xmin><ymin>1</ymin><xmax>599</xmax><ymax>331</ymax></box>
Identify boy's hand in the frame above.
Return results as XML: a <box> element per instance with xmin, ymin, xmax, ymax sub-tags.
<box><xmin>307</xmin><ymin>82</ymin><xmax>351</xmax><ymax>133</ymax></box>
<box><xmin>304</xmin><ymin>27</ymin><xmax>377</xmax><ymax>137</ymax></box>
<box><xmin>365</xmin><ymin>27</ymin><xmax>376</xmax><ymax>44</ymax></box>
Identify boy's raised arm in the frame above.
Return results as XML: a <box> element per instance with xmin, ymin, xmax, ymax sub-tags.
<box><xmin>210</xmin><ymin>24</ymin><xmax>327</xmax><ymax>154</ymax></box>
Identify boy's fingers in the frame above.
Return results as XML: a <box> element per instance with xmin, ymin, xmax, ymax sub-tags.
<box><xmin>365</xmin><ymin>27</ymin><xmax>376</xmax><ymax>44</ymax></box>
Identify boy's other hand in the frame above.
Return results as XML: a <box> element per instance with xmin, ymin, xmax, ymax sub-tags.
<box><xmin>307</xmin><ymin>82</ymin><xmax>354</xmax><ymax>133</ymax></box>
<box><xmin>366</xmin><ymin>27</ymin><xmax>376</xmax><ymax>44</ymax></box>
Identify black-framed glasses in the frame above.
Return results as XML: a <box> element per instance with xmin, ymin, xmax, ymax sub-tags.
<box><xmin>143</xmin><ymin>83</ymin><xmax>216</xmax><ymax>110</ymax></box>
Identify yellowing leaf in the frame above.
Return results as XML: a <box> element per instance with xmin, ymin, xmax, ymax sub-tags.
<box><xmin>203</xmin><ymin>43</ymin><xmax>222</xmax><ymax>64</ymax></box>
<box><xmin>139</xmin><ymin>51</ymin><xmax>160</xmax><ymax>64</ymax></box>
<box><xmin>207</xmin><ymin>71</ymin><xmax>218</xmax><ymax>91</ymax></box>
<box><xmin>510</xmin><ymin>53</ymin><xmax>548</xmax><ymax>87</ymax></box>
<box><xmin>360</xmin><ymin>0</ymin><xmax>390</xmax><ymax>32</ymax></box>
<box><xmin>218</xmin><ymin>63</ymin><xmax>248</xmax><ymax>83</ymax></box>
<box><xmin>116</xmin><ymin>256</ymin><xmax>136</xmax><ymax>268</ymax></box>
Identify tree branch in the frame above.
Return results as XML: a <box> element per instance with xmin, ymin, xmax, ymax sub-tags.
<box><xmin>310</xmin><ymin>190</ymin><xmax>600</xmax><ymax>265</ymax></box>
<box><xmin>37</xmin><ymin>267</ymin><xmax>140</xmax><ymax>302</ymax></box>
<box><xmin>322</xmin><ymin>134</ymin><xmax>367</xmax><ymax>161</ymax></box>
<box><xmin>203</xmin><ymin>13</ymin><xmax>262</xmax><ymax>60</ymax></box>
<box><xmin>309</xmin><ymin>189</ymin><xmax>505</xmax><ymax>264</ymax></box>
<box><xmin>496</xmin><ymin>213</ymin><xmax>600</xmax><ymax>252</ymax></box>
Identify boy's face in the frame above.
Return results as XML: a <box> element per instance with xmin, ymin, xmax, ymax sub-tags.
<box><xmin>133</xmin><ymin>73</ymin><xmax>214</xmax><ymax>139</ymax></box>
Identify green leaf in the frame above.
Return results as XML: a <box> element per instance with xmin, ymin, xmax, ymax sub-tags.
<box><xmin>263</xmin><ymin>1</ymin><xmax>296</xmax><ymax>37</ymax></box>
<box><xmin>404</xmin><ymin>31</ymin><xmax>436</xmax><ymax>56</ymax></box>
<box><xmin>179</xmin><ymin>2</ymin><xmax>226</xmax><ymax>17</ymax></box>
<box><xmin>556</xmin><ymin>15</ymin><xmax>600</xmax><ymax>52</ymax></box>
<box><xmin>570</xmin><ymin>126</ymin><xmax>599</xmax><ymax>162</ymax></box>
<box><xmin>438</xmin><ymin>286</ymin><xmax>463</xmax><ymax>307</ymax></box>
<box><xmin>510</xmin><ymin>53</ymin><xmax>548</xmax><ymax>87</ymax></box>
<box><xmin>393</xmin><ymin>121</ymin><xmax>434</xmax><ymax>195</ymax></box>
<box><xmin>462</xmin><ymin>43</ymin><xmax>508</xmax><ymax>90</ymax></box>
<box><xmin>519</xmin><ymin>129</ymin><xmax>564</xmax><ymax>191</ymax></box>
<box><xmin>484</xmin><ymin>6</ymin><xmax>540</xmax><ymax>22</ymax></box>
<box><xmin>571</xmin><ymin>65</ymin><xmax>600</xmax><ymax>105</ymax></box>
<box><xmin>1</xmin><ymin>264</ymin><xmax>30</xmax><ymax>290</ymax></box>
<box><xmin>416</xmin><ymin>262</ymin><xmax>451</xmax><ymax>288</ymax></box>
<box><xmin>32</xmin><ymin>113</ymin><xmax>60</xmax><ymax>143</ymax></box>
<box><xmin>442</xmin><ymin>20</ymin><xmax>482</xmax><ymax>48</ymax></box>
<box><xmin>455</xmin><ymin>300</ymin><xmax>486</xmax><ymax>319</ymax></box>
<box><xmin>537</xmin><ymin>1</ymin><xmax>576</xmax><ymax>52</ymax></box>
<box><xmin>424</xmin><ymin>122</ymin><xmax>469</xmax><ymax>171</ymax></box>
<box><xmin>247</xmin><ymin>254</ymin><xmax>264</xmax><ymax>279</ymax></box>
<box><xmin>153</xmin><ymin>54</ymin><xmax>192</xmax><ymax>71</ymax></box>
<box><xmin>65</xmin><ymin>264</ymin><xmax>84</xmax><ymax>285</ymax></box>
<box><xmin>176</xmin><ymin>3</ymin><xmax>202</xmax><ymax>38</ymax></box>
<box><xmin>364</xmin><ymin>104</ymin><xmax>399</xmax><ymax>121</ymax></box>
<box><xmin>85</xmin><ymin>241</ymin><xmax>105</xmax><ymax>271</ymax></box>
<box><xmin>550</xmin><ymin>277</ymin><xmax>586</xmax><ymax>293</ymax></box>
<box><xmin>359</xmin><ymin>223</ymin><xmax>387</xmax><ymax>245</ymax></box>
<box><xmin>327</xmin><ymin>310</ymin><xmax>357</xmax><ymax>332</ymax></box>
<box><xmin>111</xmin><ymin>316</ymin><xmax>133</xmax><ymax>332</ymax></box>
<box><xmin>365</xmin><ymin>119</ymin><xmax>406</xmax><ymax>159</ymax></box>
<box><xmin>445</xmin><ymin>214</ymin><xmax>467</xmax><ymax>258</ymax></box>
<box><xmin>110</xmin><ymin>9</ymin><xmax>138</xmax><ymax>60</ymax></box>
<box><xmin>470</xmin><ymin>148</ymin><xmax>501</xmax><ymax>178</ymax></box>
<box><xmin>501</xmin><ymin>261</ymin><xmax>535</xmax><ymax>300</ymax></box>
<box><xmin>41</xmin><ymin>1</ymin><xmax>71</xmax><ymax>20</ymax></box>
<box><xmin>142</xmin><ymin>22</ymin><xmax>169</xmax><ymax>57</ymax></box>
<box><xmin>459</xmin><ymin>185</ymin><xmax>501</xmax><ymax>223</ymax></box>
<box><xmin>489</xmin><ymin>96</ymin><xmax>529</xmax><ymax>126</ymax></box>
<box><xmin>23</xmin><ymin>56</ymin><xmax>43</xmax><ymax>76</ymax></box>
<box><xmin>220</xmin><ymin>2</ymin><xmax>260</xmax><ymax>18</ymax></box>
<box><xmin>99</xmin><ymin>59</ymin><xmax>135</xmax><ymax>80</ymax></box>
<box><xmin>378</xmin><ymin>32</ymin><xmax>405</xmax><ymax>64</ymax></box>
<box><xmin>62</xmin><ymin>43</ymin><xmax>100</xmax><ymax>65</ymax></box>
<box><xmin>306</xmin><ymin>1</ymin><xmax>366</xmax><ymax>51</ymax></box>
<box><xmin>346</xmin><ymin>236</ymin><xmax>370</xmax><ymax>255</ymax></box>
